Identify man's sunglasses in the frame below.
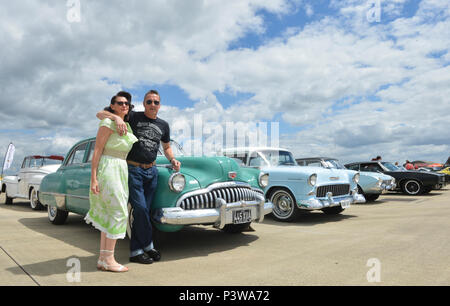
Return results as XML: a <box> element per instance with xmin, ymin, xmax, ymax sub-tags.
<box><xmin>113</xmin><ymin>101</ymin><xmax>130</xmax><ymax>106</ymax></box>
<box><xmin>146</xmin><ymin>100</ymin><xmax>160</xmax><ymax>105</ymax></box>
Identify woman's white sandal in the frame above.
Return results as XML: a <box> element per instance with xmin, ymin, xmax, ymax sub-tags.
<box><xmin>97</xmin><ymin>250</ymin><xmax>128</xmax><ymax>272</ymax></box>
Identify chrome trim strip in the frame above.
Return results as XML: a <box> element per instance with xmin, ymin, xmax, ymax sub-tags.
<box><xmin>40</xmin><ymin>192</ymin><xmax>89</xmax><ymax>200</ymax></box>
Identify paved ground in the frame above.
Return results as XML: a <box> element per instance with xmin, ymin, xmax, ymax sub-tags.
<box><xmin>0</xmin><ymin>187</ymin><xmax>449</xmax><ymax>286</ymax></box>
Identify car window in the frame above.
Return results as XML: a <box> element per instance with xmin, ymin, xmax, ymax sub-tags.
<box><xmin>87</xmin><ymin>140</ymin><xmax>96</xmax><ymax>163</ymax></box>
<box><xmin>249</xmin><ymin>153</ymin><xmax>264</xmax><ymax>167</ymax></box>
<box><xmin>305</xmin><ymin>161</ymin><xmax>323</xmax><ymax>167</ymax></box>
<box><xmin>21</xmin><ymin>158</ymin><xmax>29</xmax><ymax>168</ymax></box>
<box><xmin>346</xmin><ymin>164</ymin><xmax>360</xmax><ymax>171</ymax></box>
<box><xmin>66</xmin><ymin>142</ymin><xmax>88</xmax><ymax>165</ymax></box>
<box><xmin>29</xmin><ymin>158</ymin><xmax>39</xmax><ymax>168</ymax></box>
<box><xmin>361</xmin><ymin>163</ymin><xmax>381</xmax><ymax>172</ymax></box>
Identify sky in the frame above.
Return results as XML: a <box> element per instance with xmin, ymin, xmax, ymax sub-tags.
<box><xmin>0</xmin><ymin>0</ymin><xmax>449</xmax><ymax>175</ymax></box>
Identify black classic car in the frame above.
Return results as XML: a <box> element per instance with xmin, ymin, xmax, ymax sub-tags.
<box><xmin>345</xmin><ymin>161</ymin><xmax>446</xmax><ymax>195</ymax></box>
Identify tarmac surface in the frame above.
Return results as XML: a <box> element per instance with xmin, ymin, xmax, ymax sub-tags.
<box><xmin>0</xmin><ymin>187</ymin><xmax>449</xmax><ymax>286</ymax></box>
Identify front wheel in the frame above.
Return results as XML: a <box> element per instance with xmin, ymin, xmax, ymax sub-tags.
<box><xmin>48</xmin><ymin>205</ymin><xmax>68</xmax><ymax>225</ymax></box>
<box><xmin>270</xmin><ymin>189</ymin><xmax>300</xmax><ymax>222</ymax></box>
<box><xmin>30</xmin><ymin>188</ymin><xmax>44</xmax><ymax>210</ymax></box>
<box><xmin>402</xmin><ymin>180</ymin><xmax>423</xmax><ymax>195</ymax></box>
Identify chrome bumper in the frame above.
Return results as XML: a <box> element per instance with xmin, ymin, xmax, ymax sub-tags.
<box><xmin>381</xmin><ymin>183</ymin><xmax>396</xmax><ymax>193</ymax></box>
<box><xmin>153</xmin><ymin>194</ymin><xmax>273</xmax><ymax>229</ymax></box>
<box><xmin>298</xmin><ymin>192</ymin><xmax>365</xmax><ymax>210</ymax></box>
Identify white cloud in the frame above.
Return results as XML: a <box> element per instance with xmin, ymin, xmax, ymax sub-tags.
<box><xmin>0</xmin><ymin>0</ymin><xmax>449</xmax><ymax>172</ymax></box>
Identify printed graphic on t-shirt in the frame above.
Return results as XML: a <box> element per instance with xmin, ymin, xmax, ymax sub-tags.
<box><xmin>135</xmin><ymin>122</ymin><xmax>163</xmax><ymax>152</ymax></box>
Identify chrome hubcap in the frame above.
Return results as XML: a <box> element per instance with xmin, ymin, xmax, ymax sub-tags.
<box><xmin>31</xmin><ymin>190</ymin><xmax>38</xmax><ymax>207</ymax></box>
<box><xmin>49</xmin><ymin>206</ymin><xmax>57</xmax><ymax>219</ymax></box>
<box><xmin>405</xmin><ymin>181</ymin><xmax>420</xmax><ymax>194</ymax></box>
<box><xmin>272</xmin><ymin>191</ymin><xmax>294</xmax><ymax>218</ymax></box>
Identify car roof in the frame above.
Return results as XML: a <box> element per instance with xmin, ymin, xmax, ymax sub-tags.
<box><xmin>296</xmin><ymin>157</ymin><xmax>337</xmax><ymax>161</ymax></box>
<box><xmin>26</xmin><ymin>155</ymin><xmax>65</xmax><ymax>161</ymax></box>
<box><xmin>221</xmin><ymin>147</ymin><xmax>290</xmax><ymax>152</ymax></box>
<box><xmin>345</xmin><ymin>161</ymin><xmax>380</xmax><ymax>165</ymax></box>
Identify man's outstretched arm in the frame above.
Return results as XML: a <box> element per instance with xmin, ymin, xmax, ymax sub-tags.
<box><xmin>96</xmin><ymin>110</ymin><xmax>128</xmax><ymax>136</ymax></box>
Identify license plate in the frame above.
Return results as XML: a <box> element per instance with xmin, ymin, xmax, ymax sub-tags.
<box><xmin>340</xmin><ymin>200</ymin><xmax>351</xmax><ymax>209</ymax></box>
<box><xmin>233</xmin><ymin>209</ymin><xmax>252</xmax><ymax>224</ymax></box>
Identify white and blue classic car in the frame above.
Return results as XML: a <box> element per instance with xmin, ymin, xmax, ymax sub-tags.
<box><xmin>220</xmin><ymin>147</ymin><xmax>365</xmax><ymax>222</ymax></box>
<box><xmin>296</xmin><ymin>157</ymin><xmax>396</xmax><ymax>202</ymax></box>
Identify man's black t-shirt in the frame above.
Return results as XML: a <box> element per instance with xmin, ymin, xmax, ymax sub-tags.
<box><xmin>126</xmin><ymin>111</ymin><xmax>170</xmax><ymax>164</ymax></box>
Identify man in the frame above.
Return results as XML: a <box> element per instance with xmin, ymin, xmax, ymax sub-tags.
<box><xmin>97</xmin><ymin>89</ymin><xmax>181</xmax><ymax>264</ymax></box>
<box><xmin>404</xmin><ymin>160</ymin><xmax>414</xmax><ymax>170</ymax></box>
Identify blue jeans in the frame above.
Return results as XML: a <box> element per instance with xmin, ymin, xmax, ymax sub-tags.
<box><xmin>128</xmin><ymin>165</ymin><xmax>158</xmax><ymax>257</ymax></box>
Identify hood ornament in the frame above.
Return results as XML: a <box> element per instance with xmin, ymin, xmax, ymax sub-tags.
<box><xmin>228</xmin><ymin>172</ymin><xmax>237</xmax><ymax>179</ymax></box>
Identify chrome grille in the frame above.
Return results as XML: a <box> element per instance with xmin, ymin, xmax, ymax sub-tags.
<box><xmin>179</xmin><ymin>186</ymin><xmax>262</xmax><ymax>210</ymax></box>
<box><xmin>316</xmin><ymin>184</ymin><xmax>350</xmax><ymax>198</ymax></box>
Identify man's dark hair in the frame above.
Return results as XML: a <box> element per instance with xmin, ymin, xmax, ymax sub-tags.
<box><xmin>105</xmin><ymin>90</ymin><xmax>133</xmax><ymax>121</ymax></box>
<box><xmin>143</xmin><ymin>89</ymin><xmax>160</xmax><ymax>101</ymax></box>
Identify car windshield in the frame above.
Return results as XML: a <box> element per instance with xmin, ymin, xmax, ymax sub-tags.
<box><xmin>324</xmin><ymin>159</ymin><xmax>346</xmax><ymax>169</ymax></box>
<box><xmin>255</xmin><ymin>150</ymin><xmax>297</xmax><ymax>167</ymax></box>
<box><xmin>381</xmin><ymin>162</ymin><xmax>400</xmax><ymax>171</ymax></box>
<box><xmin>30</xmin><ymin>158</ymin><xmax>63</xmax><ymax>167</ymax></box>
<box><xmin>158</xmin><ymin>140</ymin><xmax>185</xmax><ymax>156</ymax></box>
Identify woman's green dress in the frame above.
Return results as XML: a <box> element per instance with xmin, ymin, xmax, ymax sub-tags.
<box><xmin>85</xmin><ymin>118</ymin><xmax>138</xmax><ymax>239</ymax></box>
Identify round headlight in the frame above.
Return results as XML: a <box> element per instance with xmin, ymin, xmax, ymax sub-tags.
<box><xmin>259</xmin><ymin>173</ymin><xmax>269</xmax><ymax>188</ymax></box>
<box><xmin>353</xmin><ymin>173</ymin><xmax>360</xmax><ymax>184</ymax></box>
<box><xmin>169</xmin><ymin>173</ymin><xmax>186</xmax><ymax>193</ymax></box>
<box><xmin>377</xmin><ymin>178</ymin><xmax>383</xmax><ymax>187</ymax></box>
<box><xmin>308</xmin><ymin>174</ymin><xmax>317</xmax><ymax>186</ymax></box>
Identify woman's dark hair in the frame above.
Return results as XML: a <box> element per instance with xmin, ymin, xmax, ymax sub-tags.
<box><xmin>105</xmin><ymin>91</ymin><xmax>134</xmax><ymax>121</ymax></box>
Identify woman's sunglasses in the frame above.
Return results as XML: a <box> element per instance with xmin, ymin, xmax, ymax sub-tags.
<box><xmin>146</xmin><ymin>100</ymin><xmax>160</xmax><ymax>105</ymax></box>
<box><xmin>113</xmin><ymin>101</ymin><xmax>130</xmax><ymax>106</ymax></box>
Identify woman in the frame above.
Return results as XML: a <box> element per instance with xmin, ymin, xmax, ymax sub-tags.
<box><xmin>85</xmin><ymin>91</ymin><xmax>138</xmax><ymax>272</ymax></box>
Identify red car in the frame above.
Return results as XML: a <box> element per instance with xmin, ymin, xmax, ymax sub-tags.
<box><xmin>410</xmin><ymin>161</ymin><xmax>443</xmax><ymax>171</ymax></box>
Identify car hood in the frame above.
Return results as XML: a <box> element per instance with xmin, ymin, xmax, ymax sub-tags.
<box><xmin>156</xmin><ymin>156</ymin><xmax>245</xmax><ymax>189</ymax></box>
<box><xmin>261</xmin><ymin>165</ymin><xmax>353</xmax><ymax>185</ymax></box>
<box><xmin>360</xmin><ymin>171</ymin><xmax>393</xmax><ymax>180</ymax></box>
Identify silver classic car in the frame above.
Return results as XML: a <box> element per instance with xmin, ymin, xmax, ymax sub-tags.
<box><xmin>1</xmin><ymin>155</ymin><xmax>64</xmax><ymax>210</ymax></box>
<box><xmin>296</xmin><ymin>157</ymin><xmax>396</xmax><ymax>202</ymax></box>
<box><xmin>220</xmin><ymin>147</ymin><xmax>365</xmax><ymax>222</ymax></box>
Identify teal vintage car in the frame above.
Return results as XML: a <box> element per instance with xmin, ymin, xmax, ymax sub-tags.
<box><xmin>39</xmin><ymin>138</ymin><xmax>273</xmax><ymax>234</ymax></box>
